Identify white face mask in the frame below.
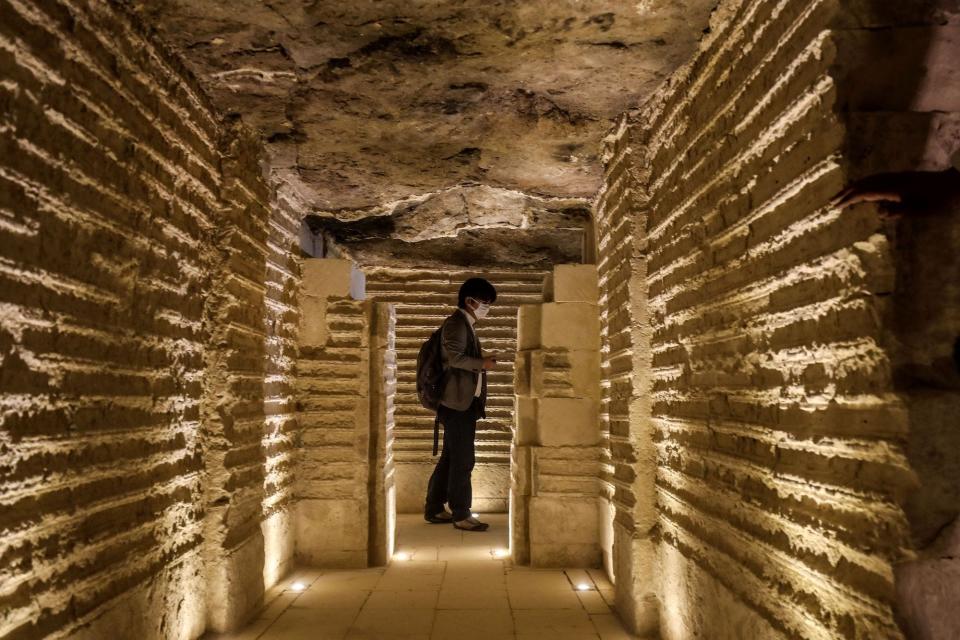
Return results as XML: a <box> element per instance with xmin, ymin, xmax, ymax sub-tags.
<box><xmin>471</xmin><ymin>299</ymin><xmax>491</xmax><ymax>319</ymax></box>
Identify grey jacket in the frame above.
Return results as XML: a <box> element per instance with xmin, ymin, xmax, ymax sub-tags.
<box><xmin>439</xmin><ymin>309</ymin><xmax>487</xmax><ymax>414</ymax></box>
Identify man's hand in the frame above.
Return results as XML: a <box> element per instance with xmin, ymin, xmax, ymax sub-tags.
<box><xmin>482</xmin><ymin>356</ymin><xmax>497</xmax><ymax>370</ymax></box>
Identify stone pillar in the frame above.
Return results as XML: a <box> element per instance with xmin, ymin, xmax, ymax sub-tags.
<box><xmin>294</xmin><ymin>259</ymin><xmax>372</xmax><ymax>567</ymax></box>
<box><xmin>369</xmin><ymin>302</ymin><xmax>398</xmax><ymax>566</ymax></box>
<box><xmin>512</xmin><ymin>264</ymin><xmax>603</xmax><ymax>567</ymax></box>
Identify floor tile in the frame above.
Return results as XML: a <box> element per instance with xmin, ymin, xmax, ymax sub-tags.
<box><xmin>590</xmin><ymin>614</ymin><xmax>637</xmax><ymax>639</ymax></box>
<box><xmin>258</xmin><ymin>592</ymin><xmax>298</xmax><ymax>620</ymax></box>
<box><xmin>431</xmin><ymin>609</ymin><xmax>514</xmax><ymax>639</ymax></box>
<box><xmin>576</xmin><ymin>590</ymin><xmax>611</xmax><ymax>614</ymax></box>
<box><xmin>376</xmin><ymin>573</ymin><xmax>444</xmax><ymax>590</ymax></box>
<box><xmin>513</xmin><ymin>608</ymin><xmax>596</xmax><ymax>636</ymax></box>
<box><xmin>214</xmin><ymin>616</ymin><xmax>272</xmax><ymax>640</ymax></box>
<box><xmin>290</xmin><ymin>587</ymin><xmax>370</xmax><ymax>610</ymax></box>
<box><xmin>260</xmin><ymin>607</ymin><xmax>357</xmax><ymax>640</ymax></box>
<box><xmin>437</xmin><ymin>545</ymin><xmax>496</xmax><ymax>561</ymax></box>
<box><xmin>505</xmin><ymin>569</ymin><xmax>574</xmax><ymax>591</ymax></box>
<box><xmin>349</xmin><ymin>607</ymin><xmax>435</xmax><ymax>637</ymax></box>
<box><xmin>364</xmin><ymin>589</ymin><xmax>440</xmax><ymax>609</ymax></box>
<box><xmin>437</xmin><ymin>586</ymin><xmax>510</xmax><ymax>609</ymax></box>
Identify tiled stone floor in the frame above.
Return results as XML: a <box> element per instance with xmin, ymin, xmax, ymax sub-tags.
<box><xmin>218</xmin><ymin>514</ymin><xmax>637</xmax><ymax>639</ymax></box>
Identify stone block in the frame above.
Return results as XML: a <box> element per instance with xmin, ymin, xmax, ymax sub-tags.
<box><xmin>510</xmin><ymin>491</ymin><xmax>531</xmax><ymax>565</ymax></box>
<box><xmin>549</xmin><ymin>264</ymin><xmax>599</xmax><ymax>303</ymax></box>
<box><xmin>472</xmin><ymin>463</ymin><xmax>511</xmax><ymax>513</ymax></box>
<box><xmin>540</xmin><ymin>303</ymin><xmax>600</xmax><ymax>351</ymax></box>
<box><xmin>528</xmin><ymin>497</ymin><xmax>600</xmax><ymax>568</ymax></box>
<box><xmin>531</xmin><ymin>349</ymin><xmax>601</xmax><ymax>399</ymax></box>
<box><xmin>298</xmin><ymin>296</ymin><xmax>329</xmax><ymax>347</ymax></box>
<box><xmin>536</xmin><ymin>397</ymin><xmax>600</xmax><ymax>446</ymax></box>
<box><xmin>206</xmin><ymin>531</ymin><xmax>266</xmax><ymax>631</ymax></box>
<box><xmin>512</xmin><ymin>444</ymin><xmax>533</xmax><ymax>497</ymax></box>
<box><xmin>393</xmin><ymin>462</ymin><xmax>508</xmax><ymax>514</ymax></box>
<box><xmin>295</xmin><ymin>499</ymin><xmax>368</xmax><ymax>567</ymax></box>
<box><xmin>530</xmin><ymin>543</ymin><xmax>603</xmax><ymax>568</ymax></box>
<box><xmin>392</xmin><ymin>462</ymin><xmax>433</xmax><ymax>513</ymax></box>
<box><xmin>301</xmin><ymin>258</ymin><xmax>354</xmax><ymax>298</ymax></box>
<box><xmin>542</xmin><ymin>271</ymin><xmax>555</xmax><ymax>302</ymax></box>
<box><xmin>517</xmin><ymin>304</ymin><xmax>542</xmax><ymax>350</ymax></box>
<box><xmin>514</xmin><ymin>350</ymin><xmax>532</xmax><ymax>395</ymax></box>
<box><xmin>515</xmin><ymin>395</ymin><xmax>538</xmax><ymax>445</ymax></box>
<box><xmin>529</xmin><ymin>497</ymin><xmax>599</xmax><ymax>544</ymax></box>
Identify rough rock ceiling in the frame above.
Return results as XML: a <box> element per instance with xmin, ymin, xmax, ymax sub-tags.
<box><xmin>135</xmin><ymin>0</ymin><xmax>716</xmax><ymax>266</ymax></box>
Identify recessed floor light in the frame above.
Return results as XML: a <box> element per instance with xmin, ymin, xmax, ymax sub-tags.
<box><xmin>291</xmin><ymin>581</ymin><xmax>306</xmax><ymax>592</ymax></box>
<box><xmin>576</xmin><ymin>583</ymin><xmax>592</xmax><ymax>591</ymax></box>
<box><xmin>394</xmin><ymin>551</ymin><xmax>410</xmax><ymax>561</ymax></box>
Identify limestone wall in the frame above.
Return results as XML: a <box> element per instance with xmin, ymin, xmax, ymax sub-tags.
<box><xmin>295</xmin><ymin>294</ymin><xmax>373</xmax><ymax>568</ymax></box>
<box><xmin>293</xmin><ymin>259</ymin><xmax>396</xmax><ymax>568</ymax></box>
<box><xmin>594</xmin><ymin>0</ymin><xmax>960</xmax><ymax>638</ymax></box>
<box><xmin>512</xmin><ymin>265</ymin><xmax>604</xmax><ymax>568</ymax></box>
<box><xmin>0</xmin><ymin>1</ymin><xmax>300</xmax><ymax>637</ymax></box>
<box><xmin>364</xmin><ymin>267</ymin><xmax>545</xmax><ymax>514</ymax></box>
<box><xmin>260</xmin><ymin>175</ymin><xmax>303</xmax><ymax>590</ymax></box>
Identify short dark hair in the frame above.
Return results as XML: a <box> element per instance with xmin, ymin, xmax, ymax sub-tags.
<box><xmin>458</xmin><ymin>277</ymin><xmax>497</xmax><ymax>309</ymax></box>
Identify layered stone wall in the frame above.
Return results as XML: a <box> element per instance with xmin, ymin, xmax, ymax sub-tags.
<box><xmin>512</xmin><ymin>265</ymin><xmax>604</xmax><ymax>568</ymax></box>
<box><xmin>0</xmin><ymin>0</ymin><xmax>300</xmax><ymax>637</ymax></box>
<box><xmin>294</xmin><ymin>259</ymin><xmax>396</xmax><ymax>568</ymax></box>
<box><xmin>260</xmin><ymin>185</ymin><xmax>303</xmax><ymax>589</ymax></box>
<box><xmin>595</xmin><ymin>0</ymin><xmax>960</xmax><ymax>638</ymax></box>
<box><xmin>364</xmin><ymin>267</ymin><xmax>545</xmax><ymax>513</ymax></box>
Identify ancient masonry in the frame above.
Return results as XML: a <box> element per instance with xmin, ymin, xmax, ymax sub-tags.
<box><xmin>594</xmin><ymin>0</ymin><xmax>960</xmax><ymax>638</ymax></box>
<box><xmin>0</xmin><ymin>0</ymin><xmax>302</xmax><ymax>636</ymax></box>
<box><xmin>511</xmin><ymin>265</ymin><xmax>605</xmax><ymax>568</ymax></box>
<box><xmin>2</xmin><ymin>0</ymin><xmax>959</xmax><ymax>638</ymax></box>
<box><xmin>364</xmin><ymin>267</ymin><xmax>545</xmax><ymax>514</ymax></box>
<box><xmin>293</xmin><ymin>259</ymin><xmax>396</xmax><ymax>569</ymax></box>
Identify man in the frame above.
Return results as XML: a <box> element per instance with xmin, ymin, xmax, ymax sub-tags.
<box><xmin>423</xmin><ymin>277</ymin><xmax>498</xmax><ymax>531</ymax></box>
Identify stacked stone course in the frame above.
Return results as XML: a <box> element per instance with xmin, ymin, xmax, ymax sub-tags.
<box><xmin>511</xmin><ymin>265</ymin><xmax>603</xmax><ymax>568</ymax></box>
<box><xmin>364</xmin><ymin>267</ymin><xmax>546</xmax><ymax>513</ymax></box>
<box><xmin>594</xmin><ymin>0</ymin><xmax>960</xmax><ymax>638</ymax></box>
<box><xmin>294</xmin><ymin>259</ymin><xmax>396</xmax><ymax>568</ymax></box>
<box><xmin>0</xmin><ymin>0</ymin><xmax>301</xmax><ymax>637</ymax></box>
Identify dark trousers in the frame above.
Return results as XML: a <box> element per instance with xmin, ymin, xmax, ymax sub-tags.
<box><xmin>424</xmin><ymin>398</ymin><xmax>480</xmax><ymax>521</ymax></box>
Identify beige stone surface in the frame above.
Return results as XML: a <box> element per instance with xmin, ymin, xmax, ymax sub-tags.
<box><xmin>221</xmin><ymin>516</ymin><xmax>633</xmax><ymax>638</ymax></box>
<box><xmin>393</xmin><ymin>461</ymin><xmax>510</xmax><ymax>514</ymax></box>
<box><xmin>545</xmin><ymin>264</ymin><xmax>600</xmax><ymax>303</ymax></box>
<box><xmin>514</xmin><ymin>396</ymin><xmax>539</xmax><ymax>446</ymax></box>
<box><xmin>536</xmin><ymin>397</ymin><xmax>600</xmax><ymax>447</ymax></box>
<box><xmin>295</xmin><ymin>499</ymin><xmax>369</xmax><ymax>568</ymax></box>
<box><xmin>517</xmin><ymin>304</ymin><xmax>544</xmax><ymax>350</ymax></box>
<box><xmin>302</xmin><ymin>259</ymin><xmax>356</xmax><ymax>298</ymax></box>
<box><xmin>540</xmin><ymin>303</ymin><xmax>601</xmax><ymax>351</ymax></box>
<box><xmin>531</xmin><ymin>350</ymin><xmax>602</xmax><ymax>399</ymax></box>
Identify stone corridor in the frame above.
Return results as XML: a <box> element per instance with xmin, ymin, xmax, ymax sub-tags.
<box><xmin>223</xmin><ymin>515</ymin><xmax>631</xmax><ymax>640</ymax></box>
<box><xmin>2</xmin><ymin>1</ymin><xmax>960</xmax><ymax>640</ymax></box>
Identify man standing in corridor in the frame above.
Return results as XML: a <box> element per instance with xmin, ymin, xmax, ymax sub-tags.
<box><xmin>423</xmin><ymin>277</ymin><xmax>498</xmax><ymax>531</ymax></box>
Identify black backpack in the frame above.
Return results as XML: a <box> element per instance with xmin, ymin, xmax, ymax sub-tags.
<box><xmin>416</xmin><ymin>325</ymin><xmax>445</xmax><ymax>455</ymax></box>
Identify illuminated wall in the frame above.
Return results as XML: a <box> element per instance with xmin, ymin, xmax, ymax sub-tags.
<box><xmin>0</xmin><ymin>0</ymin><xmax>300</xmax><ymax>636</ymax></box>
<box><xmin>594</xmin><ymin>0</ymin><xmax>960</xmax><ymax>637</ymax></box>
<box><xmin>364</xmin><ymin>267</ymin><xmax>546</xmax><ymax>514</ymax></box>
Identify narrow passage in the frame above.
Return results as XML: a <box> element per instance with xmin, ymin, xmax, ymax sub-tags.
<box><xmin>220</xmin><ymin>515</ymin><xmax>633</xmax><ymax>639</ymax></box>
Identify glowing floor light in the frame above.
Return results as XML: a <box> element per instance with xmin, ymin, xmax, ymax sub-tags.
<box><xmin>471</xmin><ymin>512</ymin><xmax>479</xmax><ymax>518</ymax></box>
<box><xmin>576</xmin><ymin>583</ymin><xmax>593</xmax><ymax>591</ymax></box>
<box><xmin>394</xmin><ymin>551</ymin><xmax>410</xmax><ymax>561</ymax></box>
<box><xmin>493</xmin><ymin>548</ymin><xmax>510</xmax><ymax>558</ymax></box>
<box><xmin>290</xmin><ymin>581</ymin><xmax>307</xmax><ymax>592</ymax></box>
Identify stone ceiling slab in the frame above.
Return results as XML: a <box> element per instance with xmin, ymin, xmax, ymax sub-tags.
<box><xmin>134</xmin><ymin>0</ymin><xmax>716</xmax><ymax>264</ymax></box>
